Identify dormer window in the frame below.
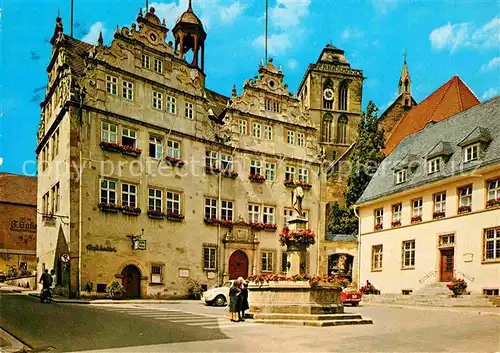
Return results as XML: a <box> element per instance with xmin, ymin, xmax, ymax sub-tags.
<box><xmin>464</xmin><ymin>143</ymin><xmax>479</xmax><ymax>162</ymax></box>
<box><xmin>428</xmin><ymin>157</ymin><xmax>440</xmax><ymax>174</ymax></box>
<box><xmin>395</xmin><ymin>169</ymin><xmax>407</xmax><ymax>184</ymax></box>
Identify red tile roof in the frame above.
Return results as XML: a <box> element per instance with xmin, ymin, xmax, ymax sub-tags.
<box><xmin>0</xmin><ymin>173</ymin><xmax>37</xmax><ymax>206</ymax></box>
<box><xmin>384</xmin><ymin>76</ymin><xmax>480</xmax><ymax>154</ymax></box>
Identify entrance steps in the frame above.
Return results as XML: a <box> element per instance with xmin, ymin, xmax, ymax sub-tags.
<box><xmin>250</xmin><ymin>313</ymin><xmax>373</xmax><ymax>326</ymax></box>
<box><xmin>362</xmin><ymin>282</ymin><xmax>496</xmax><ymax>307</ymax></box>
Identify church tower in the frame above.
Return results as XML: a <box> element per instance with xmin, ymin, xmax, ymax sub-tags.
<box><xmin>398</xmin><ymin>55</ymin><xmax>413</xmax><ymax>107</ymax></box>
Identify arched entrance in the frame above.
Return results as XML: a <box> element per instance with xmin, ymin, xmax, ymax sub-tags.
<box><xmin>228</xmin><ymin>250</ymin><xmax>248</xmax><ymax>279</ymax></box>
<box><xmin>121</xmin><ymin>265</ymin><xmax>141</xmax><ymax>298</ymax></box>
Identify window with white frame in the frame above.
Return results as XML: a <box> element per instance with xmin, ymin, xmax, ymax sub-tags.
<box><xmin>248</xmin><ymin>204</ymin><xmax>260</xmax><ymax>223</ymax></box>
<box><xmin>253</xmin><ymin>122</ymin><xmax>262</xmax><ymax>138</ymax></box>
<box><xmin>402</xmin><ymin>240</ymin><xmax>416</xmax><ymax>268</ymax></box>
<box><xmin>203</xmin><ymin>247</ymin><xmax>217</xmax><ymax>270</ymax></box>
<box><xmin>167</xmin><ymin>140</ymin><xmax>180</xmax><ymax>158</ymax></box>
<box><xmin>166</xmin><ymin>96</ymin><xmax>177</xmax><ymax>114</ymax></box>
<box><xmin>265</xmin><ymin>162</ymin><xmax>276</xmax><ymax>181</ymax></box>
<box><xmin>298</xmin><ymin>168</ymin><xmax>308</xmax><ymax>183</ymax></box>
<box><xmin>412</xmin><ymin>198</ymin><xmax>423</xmax><ymax>217</ymax></box>
<box><xmin>149</xmin><ymin>136</ymin><xmax>163</xmax><ymax>159</ymax></box>
<box><xmin>121</xmin><ymin>128</ymin><xmax>136</xmax><ymax>147</ymax></box>
<box><xmin>101</xmin><ymin>122</ymin><xmax>117</xmax><ymax>143</ymax></box>
<box><xmin>487</xmin><ymin>179</ymin><xmax>500</xmax><ymax>201</ymax></box>
<box><xmin>459</xmin><ymin>186</ymin><xmax>472</xmax><ymax>207</ymax></box>
<box><xmin>106</xmin><ymin>75</ymin><xmax>117</xmax><ymax>95</ymax></box>
<box><xmin>152</xmin><ymin>91</ymin><xmax>163</xmax><ymax>110</ymax></box>
<box><xmin>122</xmin><ymin>183</ymin><xmax>137</xmax><ymax>207</ymax></box>
<box><xmin>392</xmin><ymin>203</ymin><xmax>402</xmax><ymax>223</ymax></box>
<box><xmin>221</xmin><ymin>200</ymin><xmax>233</xmax><ymax>221</ymax></box>
<box><xmin>374</xmin><ymin>208</ymin><xmax>383</xmax><ymax>227</ymax></box>
<box><xmin>42</xmin><ymin>192</ymin><xmax>50</xmax><ymax>214</ymax></box>
<box><xmin>434</xmin><ymin>192</ymin><xmax>446</xmax><ymax>213</ymax></box>
<box><xmin>184</xmin><ymin>102</ymin><xmax>194</xmax><ymax>119</ymax></box>
<box><xmin>428</xmin><ymin>157</ymin><xmax>440</xmax><ymax>174</ymax></box>
<box><xmin>122</xmin><ymin>81</ymin><xmax>134</xmax><ymax>100</ymax></box>
<box><xmin>284</xmin><ymin>208</ymin><xmax>293</xmax><ymax>226</ymax></box>
<box><xmin>263</xmin><ymin>125</ymin><xmax>273</xmax><ymax>140</ymax></box>
<box><xmin>141</xmin><ymin>54</ymin><xmax>151</xmax><ymax>69</ymax></box>
<box><xmin>297</xmin><ymin>132</ymin><xmax>305</xmax><ymax>147</ymax></box>
<box><xmin>154</xmin><ymin>58</ymin><xmax>163</xmax><ymax>73</ymax></box>
<box><xmin>220</xmin><ymin>154</ymin><xmax>233</xmax><ymax>171</ymax></box>
<box><xmin>166</xmin><ymin>191</ymin><xmax>181</xmax><ymax>214</ymax></box>
<box><xmin>263</xmin><ymin>206</ymin><xmax>275</xmax><ymax>224</ymax></box>
<box><xmin>261</xmin><ymin>252</ymin><xmax>274</xmax><ymax>272</ymax></box>
<box><xmin>264</xmin><ymin>99</ymin><xmax>271</xmax><ymax>111</ymax></box>
<box><xmin>51</xmin><ymin>183</ymin><xmax>60</xmax><ymax>214</ymax></box>
<box><xmin>395</xmin><ymin>169</ymin><xmax>407</xmax><ymax>184</ymax></box>
<box><xmin>100</xmin><ymin>179</ymin><xmax>116</xmax><ymax>204</ymax></box>
<box><xmin>285</xmin><ymin>166</ymin><xmax>295</xmax><ymax>181</ymax></box>
<box><xmin>250</xmin><ymin>160</ymin><xmax>262</xmax><ymax>175</ymax></box>
<box><xmin>287</xmin><ymin>130</ymin><xmax>295</xmax><ymax>145</ymax></box>
<box><xmin>239</xmin><ymin>120</ymin><xmax>248</xmax><ymax>135</ymax></box>
<box><xmin>372</xmin><ymin>245</ymin><xmax>383</xmax><ymax>271</ymax></box>
<box><xmin>148</xmin><ymin>188</ymin><xmax>162</xmax><ymax>211</ymax></box>
<box><xmin>464</xmin><ymin>144</ymin><xmax>479</xmax><ymax>162</ymax></box>
<box><xmin>439</xmin><ymin>234</ymin><xmax>455</xmax><ymax>247</ymax></box>
<box><xmin>151</xmin><ymin>265</ymin><xmax>162</xmax><ymax>284</ymax></box>
<box><xmin>273</xmin><ymin>101</ymin><xmax>280</xmax><ymax>113</ymax></box>
<box><xmin>484</xmin><ymin>227</ymin><xmax>500</xmax><ymax>261</ymax></box>
<box><xmin>205</xmin><ymin>151</ymin><xmax>218</xmax><ymax>168</ymax></box>
<box><xmin>205</xmin><ymin>198</ymin><xmax>217</xmax><ymax>219</ymax></box>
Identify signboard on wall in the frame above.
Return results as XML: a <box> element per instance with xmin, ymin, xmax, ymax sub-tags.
<box><xmin>133</xmin><ymin>239</ymin><xmax>147</xmax><ymax>250</ymax></box>
<box><xmin>179</xmin><ymin>269</ymin><xmax>189</xmax><ymax>278</ymax></box>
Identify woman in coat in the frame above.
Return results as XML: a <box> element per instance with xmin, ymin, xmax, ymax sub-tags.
<box><xmin>229</xmin><ymin>279</ymin><xmax>242</xmax><ymax>322</ymax></box>
<box><xmin>239</xmin><ymin>281</ymin><xmax>249</xmax><ymax>321</ymax></box>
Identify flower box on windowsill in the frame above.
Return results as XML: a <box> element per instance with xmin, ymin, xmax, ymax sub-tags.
<box><xmin>458</xmin><ymin>205</ymin><xmax>472</xmax><ymax>214</ymax></box>
<box><xmin>205</xmin><ymin>166</ymin><xmax>221</xmax><ymax>175</ymax></box>
<box><xmin>121</xmin><ymin>206</ymin><xmax>141</xmax><ymax>216</ymax></box>
<box><xmin>98</xmin><ymin>202</ymin><xmax>121</xmax><ymax>213</ymax></box>
<box><xmin>391</xmin><ymin>220</ymin><xmax>401</xmax><ymax>228</ymax></box>
<box><xmin>486</xmin><ymin>198</ymin><xmax>500</xmax><ymax>209</ymax></box>
<box><xmin>297</xmin><ymin>181</ymin><xmax>312</xmax><ymax>190</ymax></box>
<box><xmin>165</xmin><ymin>156</ymin><xmax>185</xmax><ymax>167</ymax></box>
<box><xmin>121</xmin><ymin>145</ymin><xmax>142</xmax><ymax>157</ymax></box>
<box><xmin>411</xmin><ymin>215</ymin><xmax>422</xmax><ymax>224</ymax></box>
<box><xmin>249</xmin><ymin>174</ymin><xmax>266</xmax><ymax>183</ymax></box>
<box><xmin>374</xmin><ymin>223</ymin><xmax>383</xmax><ymax>231</ymax></box>
<box><xmin>433</xmin><ymin>211</ymin><xmax>446</xmax><ymax>219</ymax></box>
<box><xmin>204</xmin><ymin>218</ymin><xmax>219</xmax><ymax>226</ymax></box>
<box><xmin>100</xmin><ymin>141</ymin><xmax>123</xmax><ymax>153</ymax></box>
<box><xmin>219</xmin><ymin>220</ymin><xmax>233</xmax><ymax>228</ymax></box>
<box><xmin>284</xmin><ymin>180</ymin><xmax>295</xmax><ymax>187</ymax></box>
<box><xmin>147</xmin><ymin>210</ymin><xmax>165</xmax><ymax>219</ymax></box>
<box><xmin>262</xmin><ymin>224</ymin><xmax>278</xmax><ymax>232</ymax></box>
<box><xmin>166</xmin><ymin>212</ymin><xmax>185</xmax><ymax>222</ymax></box>
<box><xmin>221</xmin><ymin>170</ymin><xmax>238</xmax><ymax>179</ymax></box>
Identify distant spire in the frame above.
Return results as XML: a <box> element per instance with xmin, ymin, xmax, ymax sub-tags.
<box><xmin>398</xmin><ymin>50</ymin><xmax>411</xmax><ymax>96</ymax></box>
<box><xmin>232</xmin><ymin>84</ymin><xmax>237</xmax><ymax>97</ymax></box>
<box><xmin>97</xmin><ymin>31</ymin><xmax>103</xmax><ymax>46</ymax></box>
<box><xmin>188</xmin><ymin>0</ymin><xmax>193</xmax><ymax>11</ymax></box>
<box><xmin>139</xmin><ymin>7</ymin><xmax>143</xmax><ymax>16</ymax></box>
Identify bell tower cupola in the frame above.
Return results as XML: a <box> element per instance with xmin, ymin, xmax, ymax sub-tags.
<box><xmin>398</xmin><ymin>52</ymin><xmax>411</xmax><ymax>96</ymax></box>
<box><xmin>172</xmin><ymin>0</ymin><xmax>207</xmax><ymax>72</ymax></box>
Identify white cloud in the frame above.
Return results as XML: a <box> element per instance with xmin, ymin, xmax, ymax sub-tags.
<box><xmin>253</xmin><ymin>33</ymin><xmax>291</xmax><ymax>56</ymax></box>
<box><xmin>219</xmin><ymin>1</ymin><xmax>246</xmax><ymax>24</ymax></box>
<box><xmin>287</xmin><ymin>58</ymin><xmax>298</xmax><ymax>70</ymax></box>
<box><xmin>482</xmin><ymin>87</ymin><xmax>499</xmax><ymax>100</ymax></box>
<box><xmin>269</xmin><ymin>0</ymin><xmax>311</xmax><ymax>30</ymax></box>
<box><xmin>82</xmin><ymin>22</ymin><xmax>106</xmax><ymax>45</ymax></box>
<box><xmin>0</xmin><ymin>157</ymin><xmax>3</xmax><ymax>166</ymax></box>
<box><xmin>379</xmin><ymin>90</ymin><xmax>399</xmax><ymax>112</ymax></box>
<box><xmin>372</xmin><ymin>0</ymin><xmax>399</xmax><ymax>14</ymax></box>
<box><xmin>429</xmin><ymin>16</ymin><xmax>500</xmax><ymax>53</ymax></box>
<box><xmin>480</xmin><ymin>57</ymin><xmax>500</xmax><ymax>73</ymax></box>
<box><xmin>341</xmin><ymin>28</ymin><xmax>363</xmax><ymax>41</ymax></box>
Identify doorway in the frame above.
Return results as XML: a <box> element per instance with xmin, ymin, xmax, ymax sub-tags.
<box><xmin>228</xmin><ymin>250</ymin><xmax>248</xmax><ymax>280</ymax></box>
<box><xmin>121</xmin><ymin>265</ymin><xmax>141</xmax><ymax>298</ymax></box>
<box><xmin>440</xmin><ymin>248</ymin><xmax>454</xmax><ymax>282</ymax></box>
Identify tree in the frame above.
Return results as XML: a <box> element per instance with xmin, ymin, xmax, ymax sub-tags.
<box><xmin>326</xmin><ymin>202</ymin><xmax>358</xmax><ymax>235</ymax></box>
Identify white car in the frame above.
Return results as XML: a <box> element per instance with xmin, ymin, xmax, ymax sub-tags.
<box><xmin>201</xmin><ymin>281</ymin><xmax>233</xmax><ymax>306</ymax></box>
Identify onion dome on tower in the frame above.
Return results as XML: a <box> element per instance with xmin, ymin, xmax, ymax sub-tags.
<box><xmin>172</xmin><ymin>0</ymin><xmax>207</xmax><ymax>72</ymax></box>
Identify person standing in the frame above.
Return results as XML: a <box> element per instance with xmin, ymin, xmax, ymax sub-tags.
<box><xmin>229</xmin><ymin>279</ymin><xmax>242</xmax><ymax>322</ymax></box>
<box><xmin>50</xmin><ymin>269</ymin><xmax>56</xmax><ymax>291</ymax></box>
<box><xmin>39</xmin><ymin>269</ymin><xmax>52</xmax><ymax>290</ymax></box>
<box><xmin>239</xmin><ymin>280</ymin><xmax>249</xmax><ymax>321</ymax></box>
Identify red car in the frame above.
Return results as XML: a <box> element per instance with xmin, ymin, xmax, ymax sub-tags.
<box><xmin>340</xmin><ymin>287</ymin><xmax>362</xmax><ymax>306</ymax></box>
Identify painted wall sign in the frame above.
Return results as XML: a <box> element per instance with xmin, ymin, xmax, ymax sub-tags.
<box><xmin>86</xmin><ymin>244</ymin><xmax>117</xmax><ymax>252</ymax></box>
<box><xmin>10</xmin><ymin>218</ymin><xmax>36</xmax><ymax>233</ymax></box>
<box><xmin>133</xmin><ymin>239</ymin><xmax>147</xmax><ymax>250</ymax></box>
<box><xmin>179</xmin><ymin>269</ymin><xmax>189</xmax><ymax>278</ymax></box>
<box><xmin>463</xmin><ymin>253</ymin><xmax>474</xmax><ymax>262</ymax></box>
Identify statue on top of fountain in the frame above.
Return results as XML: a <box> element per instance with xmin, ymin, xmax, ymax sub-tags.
<box><xmin>292</xmin><ymin>186</ymin><xmax>305</xmax><ymax>218</ymax></box>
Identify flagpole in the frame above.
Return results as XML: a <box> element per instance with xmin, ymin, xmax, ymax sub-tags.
<box><xmin>70</xmin><ymin>0</ymin><xmax>74</xmax><ymax>37</ymax></box>
<box><xmin>265</xmin><ymin>0</ymin><xmax>268</xmax><ymax>62</ymax></box>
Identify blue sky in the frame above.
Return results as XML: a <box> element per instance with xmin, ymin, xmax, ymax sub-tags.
<box><xmin>1</xmin><ymin>0</ymin><xmax>499</xmax><ymax>175</ymax></box>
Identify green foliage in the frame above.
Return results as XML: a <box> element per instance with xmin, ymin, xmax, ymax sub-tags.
<box><xmin>106</xmin><ymin>280</ymin><xmax>125</xmax><ymax>298</ymax></box>
<box><xmin>187</xmin><ymin>278</ymin><xmax>203</xmax><ymax>299</ymax></box>
<box><xmin>326</xmin><ymin>202</ymin><xmax>358</xmax><ymax>235</ymax></box>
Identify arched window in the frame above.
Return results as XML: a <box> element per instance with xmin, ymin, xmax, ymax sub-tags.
<box><xmin>404</xmin><ymin>79</ymin><xmax>409</xmax><ymax>93</ymax></box>
<box><xmin>336</xmin><ymin>115</ymin><xmax>348</xmax><ymax>144</ymax></box>
<box><xmin>338</xmin><ymin>82</ymin><xmax>348</xmax><ymax>111</ymax></box>
<box><xmin>323</xmin><ymin>79</ymin><xmax>333</xmax><ymax>110</ymax></box>
<box><xmin>322</xmin><ymin>113</ymin><xmax>333</xmax><ymax>142</ymax></box>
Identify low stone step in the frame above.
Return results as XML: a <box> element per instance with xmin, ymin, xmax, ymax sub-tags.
<box><xmin>252</xmin><ymin>313</ymin><xmax>363</xmax><ymax>321</ymax></box>
<box><xmin>253</xmin><ymin>318</ymin><xmax>373</xmax><ymax>327</ymax></box>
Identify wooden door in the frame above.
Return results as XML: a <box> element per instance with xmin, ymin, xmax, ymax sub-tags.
<box><xmin>440</xmin><ymin>249</ymin><xmax>454</xmax><ymax>282</ymax></box>
<box><xmin>228</xmin><ymin>250</ymin><xmax>248</xmax><ymax>280</ymax></box>
<box><xmin>121</xmin><ymin>265</ymin><xmax>141</xmax><ymax>298</ymax></box>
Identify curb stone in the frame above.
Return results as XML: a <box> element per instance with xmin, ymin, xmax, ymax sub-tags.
<box><xmin>362</xmin><ymin>301</ymin><xmax>500</xmax><ymax>317</ymax></box>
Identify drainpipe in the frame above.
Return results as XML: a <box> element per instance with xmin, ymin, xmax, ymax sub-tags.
<box><xmin>77</xmin><ymin>87</ymin><xmax>85</xmax><ymax>299</ymax></box>
<box><xmin>353</xmin><ymin>205</ymin><xmax>361</xmax><ymax>290</ymax></box>
<box><xmin>217</xmin><ymin>146</ymin><xmax>223</xmax><ymax>286</ymax></box>
<box><xmin>316</xmin><ymin>162</ymin><xmax>323</xmax><ymax>275</ymax></box>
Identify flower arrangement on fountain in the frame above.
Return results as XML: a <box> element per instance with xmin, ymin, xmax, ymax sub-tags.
<box><xmin>279</xmin><ymin>227</ymin><xmax>315</xmax><ymax>247</ymax></box>
<box><xmin>247</xmin><ymin>273</ymin><xmax>349</xmax><ymax>288</ymax></box>
<box><xmin>446</xmin><ymin>277</ymin><xmax>467</xmax><ymax>295</ymax></box>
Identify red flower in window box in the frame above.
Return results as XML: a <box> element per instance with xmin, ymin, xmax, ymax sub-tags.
<box><xmin>205</xmin><ymin>165</ymin><xmax>221</xmax><ymax>175</ymax></box>
<box><xmin>248</xmin><ymin>174</ymin><xmax>266</xmax><ymax>183</ymax></box>
<box><xmin>297</xmin><ymin>181</ymin><xmax>312</xmax><ymax>190</ymax></box>
<box><xmin>121</xmin><ymin>145</ymin><xmax>142</xmax><ymax>157</ymax></box>
<box><xmin>458</xmin><ymin>205</ymin><xmax>471</xmax><ymax>214</ymax></box>
<box><xmin>263</xmin><ymin>223</ymin><xmax>277</xmax><ymax>231</ymax></box>
<box><xmin>486</xmin><ymin>198</ymin><xmax>500</xmax><ymax>208</ymax></box>
<box><xmin>98</xmin><ymin>202</ymin><xmax>121</xmax><ymax>213</ymax></box>
<box><xmin>221</xmin><ymin>169</ymin><xmax>238</xmax><ymax>179</ymax></box>
<box><xmin>121</xmin><ymin>205</ymin><xmax>141</xmax><ymax>215</ymax></box>
<box><xmin>411</xmin><ymin>215</ymin><xmax>422</xmax><ymax>224</ymax></box>
<box><xmin>433</xmin><ymin>211</ymin><xmax>446</xmax><ymax>219</ymax></box>
<box><xmin>218</xmin><ymin>219</ymin><xmax>233</xmax><ymax>227</ymax></box>
<box><xmin>165</xmin><ymin>155</ymin><xmax>185</xmax><ymax>167</ymax></box>
<box><xmin>204</xmin><ymin>218</ymin><xmax>220</xmax><ymax>226</ymax></box>
<box><xmin>279</xmin><ymin>228</ymin><xmax>315</xmax><ymax>247</ymax></box>
<box><xmin>391</xmin><ymin>220</ymin><xmax>401</xmax><ymax>228</ymax></box>
<box><xmin>100</xmin><ymin>141</ymin><xmax>123</xmax><ymax>153</ymax></box>
<box><xmin>284</xmin><ymin>179</ymin><xmax>295</xmax><ymax>187</ymax></box>
<box><xmin>249</xmin><ymin>222</ymin><xmax>264</xmax><ymax>230</ymax></box>
<box><xmin>166</xmin><ymin>212</ymin><xmax>185</xmax><ymax>222</ymax></box>
<box><xmin>374</xmin><ymin>223</ymin><xmax>383</xmax><ymax>231</ymax></box>
<box><xmin>147</xmin><ymin>210</ymin><xmax>165</xmax><ymax>219</ymax></box>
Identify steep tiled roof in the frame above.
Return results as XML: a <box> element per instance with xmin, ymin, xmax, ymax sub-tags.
<box><xmin>357</xmin><ymin>95</ymin><xmax>500</xmax><ymax>205</ymax></box>
<box><xmin>0</xmin><ymin>173</ymin><xmax>37</xmax><ymax>206</ymax></box>
<box><xmin>384</xmin><ymin>76</ymin><xmax>480</xmax><ymax>154</ymax></box>
<box><xmin>205</xmin><ymin>89</ymin><xmax>229</xmax><ymax>119</ymax></box>
<box><xmin>325</xmin><ymin>233</ymin><xmax>358</xmax><ymax>242</ymax></box>
<box><xmin>64</xmin><ymin>35</ymin><xmax>92</xmax><ymax>76</ymax></box>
